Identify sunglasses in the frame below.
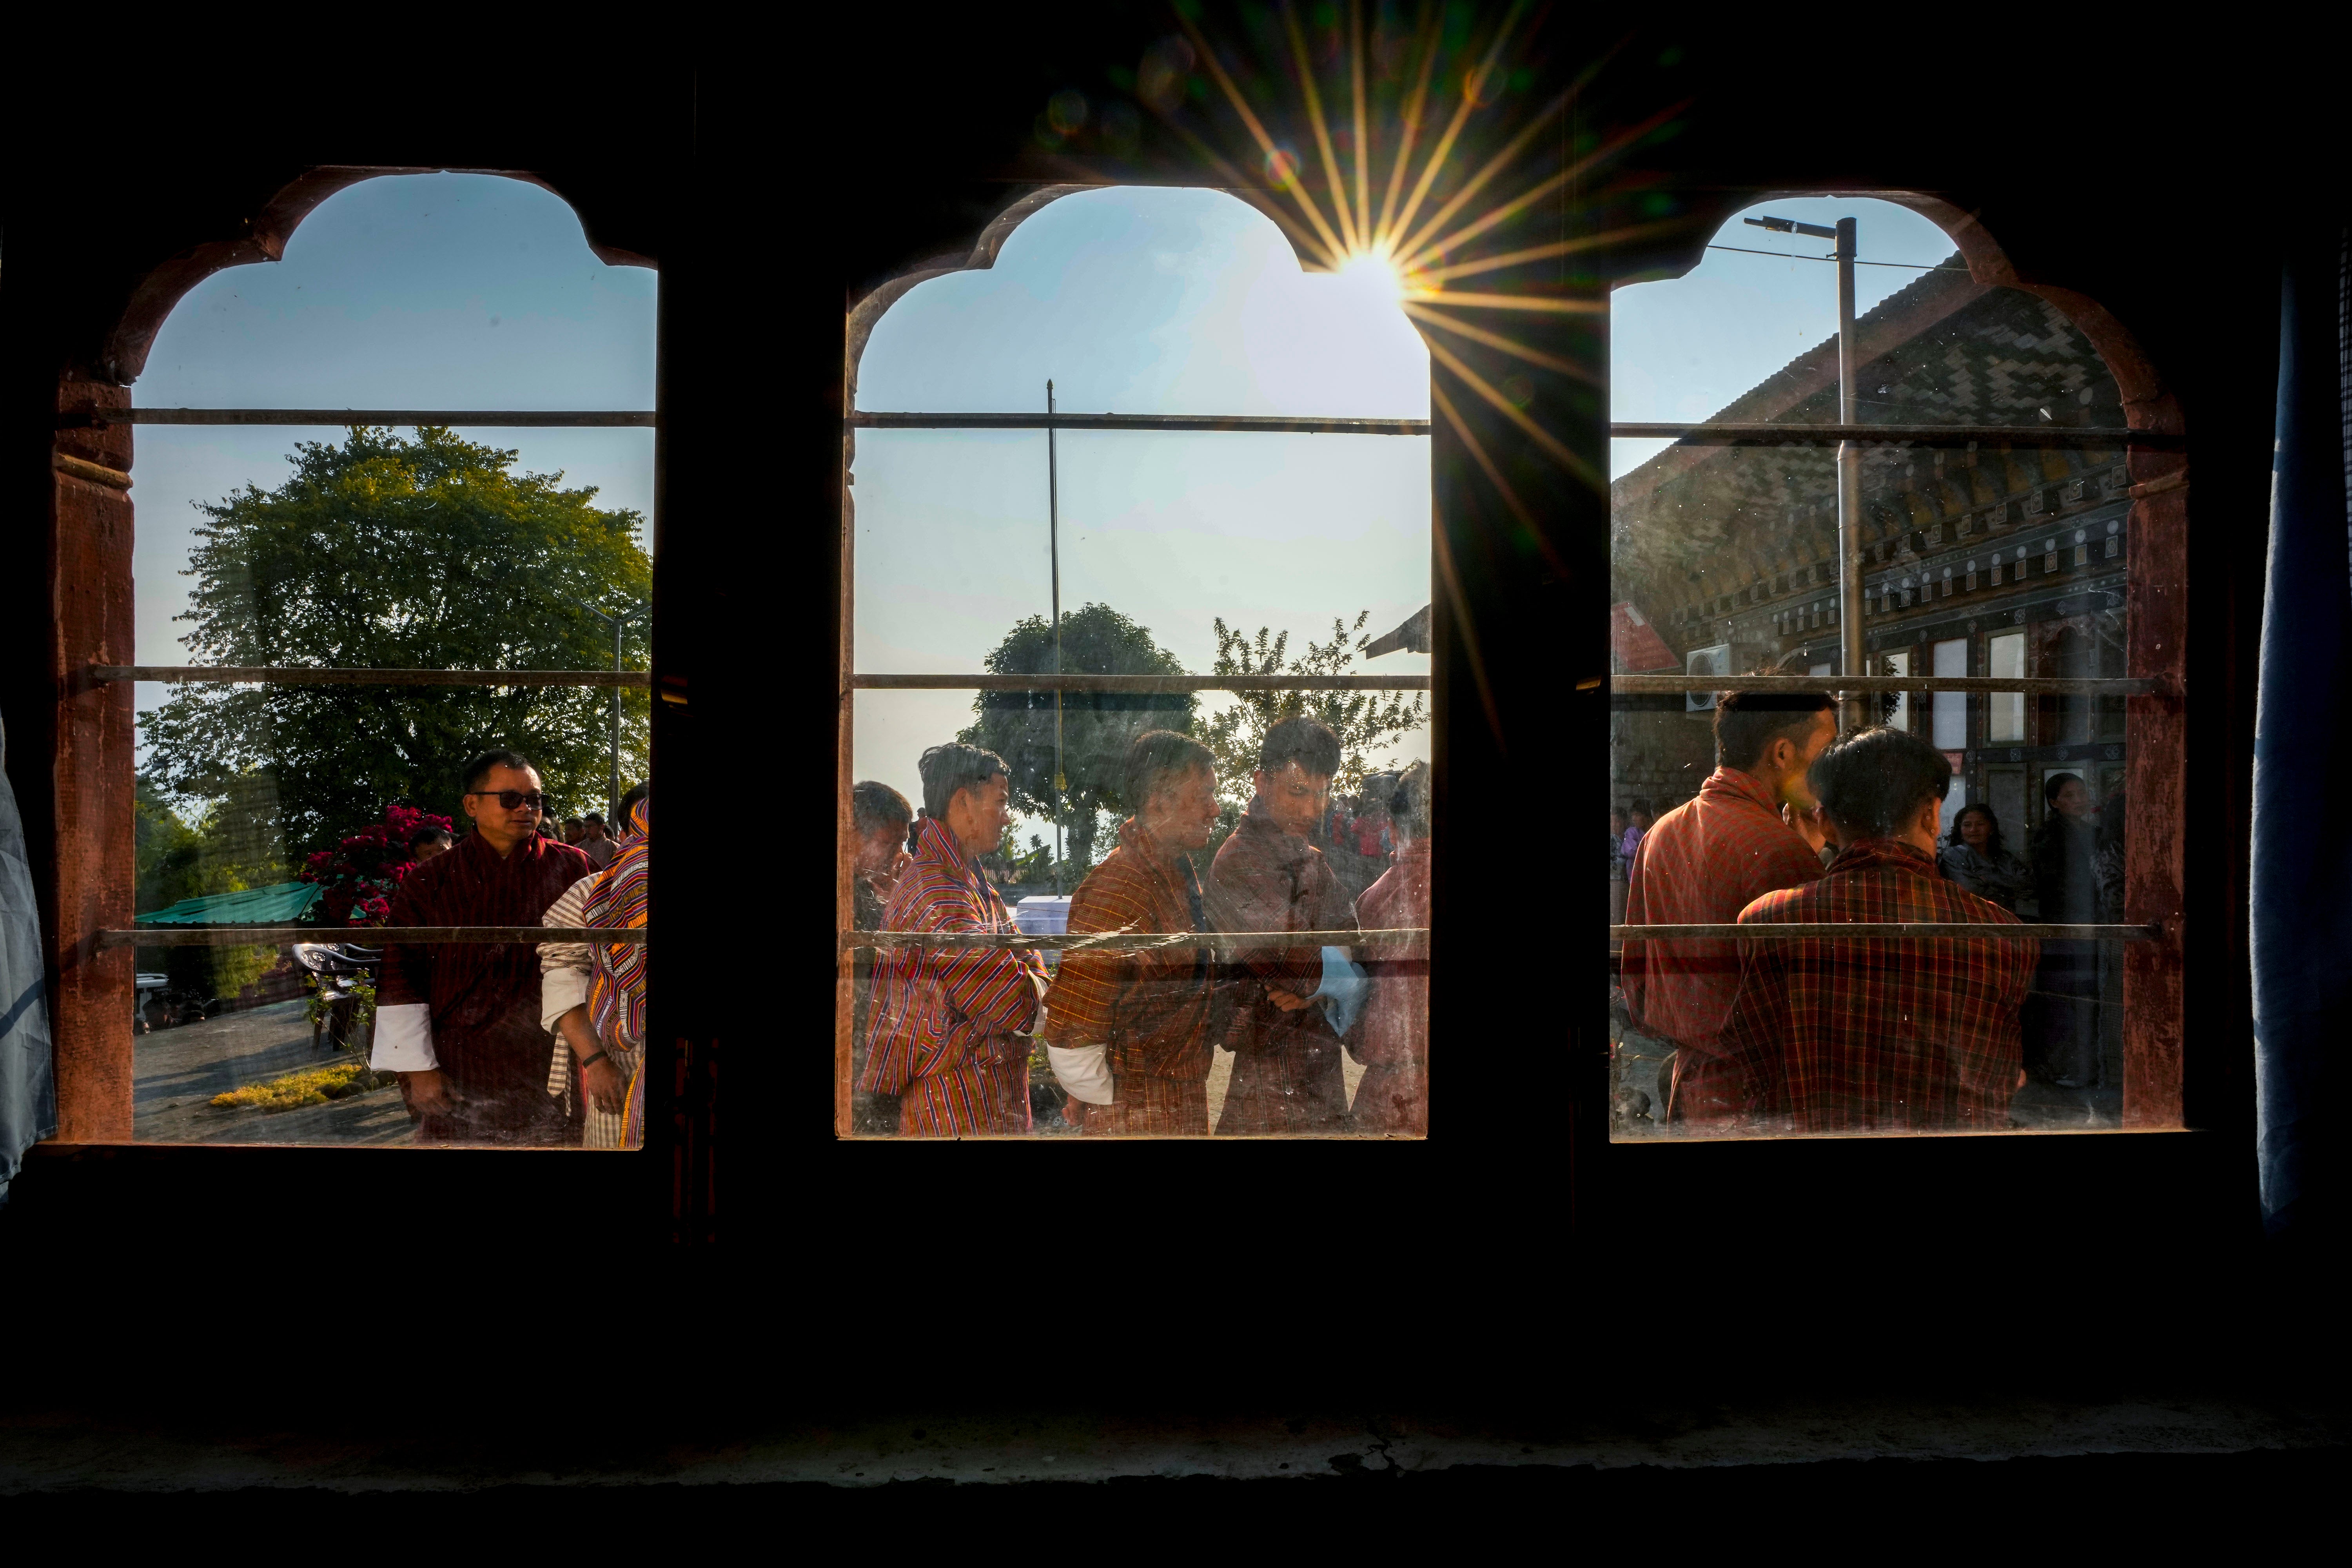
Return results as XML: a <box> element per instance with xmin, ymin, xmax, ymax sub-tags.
<box><xmin>470</xmin><ymin>789</ymin><xmax>547</xmax><ymax>812</ymax></box>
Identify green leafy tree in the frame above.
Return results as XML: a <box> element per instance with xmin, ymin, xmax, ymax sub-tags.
<box><xmin>132</xmin><ymin>775</ymin><xmax>294</xmax><ymax>998</ymax></box>
<box><xmin>139</xmin><ymin>427</ymin><xmax>650</xmax><ymax>855</ymax></box>
<box><xmin>958</xmin><ymin>602</ymin><xmax>1196</xmax><ymax>872</ymax></box>
<box><xmin>1202</xmin><ymin>610</ymin><xmax>1428</xmax><ymax>817</ymax></box>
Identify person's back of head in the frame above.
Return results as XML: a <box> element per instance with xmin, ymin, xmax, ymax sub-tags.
<box><xmin>851</xmin><ymin>779</ymin><xmax>915</xmax><ymax>840</ymax></box>
<box><xmin>1712</xmin><ymin>692</ymin><xmax>1834</xmax><ymax>780</ymax></box>
<box><xmin>1808</xmin><ymin>726</ymin><xmax>1952</xmax><ymax>846</ymax></box>
<box><xmin>1390</xmin><ymin>760</ymin><xmax>1432</xmax><ymax>843</ymax></box>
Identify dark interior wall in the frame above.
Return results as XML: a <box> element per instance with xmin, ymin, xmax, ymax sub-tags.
<box><xmin>0</xmin><ymin>12</ymin><xmax>2334</xmax><ymax>1428</ymax></box>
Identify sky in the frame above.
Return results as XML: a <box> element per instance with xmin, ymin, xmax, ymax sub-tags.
<box><xmin>1609</xmin><ymin>195</ymin><xmax>1966</xmax><ymax>479</ymax></box>
<box><xmin>131</xmin><ymin>172</ymin><xmax>657</xmax><ymax>740</ymax></box>
<box><xmin>850</xmin><ymin>185</ymin><xmax>1433</xmax><ymax>821</ymax></box>
<box><xmin>127</xmin><ymin>176</ymin><xmax>1964</xmax><ymax>832</ymax></box>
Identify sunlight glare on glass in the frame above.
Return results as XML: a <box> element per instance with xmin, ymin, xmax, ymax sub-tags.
<box><xmin>1336</xmin><ymin>245</ymin><xmax>1406</xmax><ymax>305</ymax></box>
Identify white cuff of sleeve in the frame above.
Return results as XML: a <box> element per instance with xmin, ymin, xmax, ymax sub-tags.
<box><xmin>1047</xmin><ymin>1042</ymin><xmax>1115</xmax><ymax>1105</ymax></box>
<box><xmin>541</xmin><ymin>969</ymin><xmax>590</xmax><ymax>1034</ymax></box>
<box><xmin>370</xmin><ymin>1003</ymin><xmax>438</xmax><ymax>1072</ymax></box>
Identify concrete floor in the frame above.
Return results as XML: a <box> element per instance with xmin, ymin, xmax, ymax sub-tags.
<box><xmin>133</xmin><ymin>1000</ymin><xmax>412</xmax><ymax>1146</ymax></box>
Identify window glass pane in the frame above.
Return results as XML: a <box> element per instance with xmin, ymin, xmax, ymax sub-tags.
<box><xmin>1987</xmin><ymin>632</ymin><xmax>2026</xmax><ymax>743</ymax></box>
<box><xmin>1610</xmin><ymin>195</ymin><xmax>2147</xmax><ymax>1139</ymax></box>
<box><xmin>129</xmin><ymin>173</ymin><xmax>654</xmax><ymax>1148</ymax></box>
<box><xmin>845</xmin><ymin>188</ymin><xmax>1431</xmax><ymax>1139</ymax></box>
<box><xmin>1930</xmin><ymin>637</ymin><xmax>1968</xmax><ymax>748</ymax></box>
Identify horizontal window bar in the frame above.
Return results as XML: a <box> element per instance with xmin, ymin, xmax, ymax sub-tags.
<box><xmin>848</xmin><ymin>412</ymin><xmax>1430</xmax><ymax>435</ymax></box>
<box><xmin>1611</xmin><ymin>675</ymin><xmax>2162</xmax><ymax>695</ymax></box>
<box><xmin>76</xmin><ymin>409</ymin><xmax>656</xmax><ymax>427</ymax></box>
<box><xmin>104</xmin><ymin>926</ymin><xmax>648</xmax><ymax>949</ymax></box>
<box><xmin>1614</xmin><ymin>923</ymin><xmax>2160</xmax><ymax>941</ymax></box>
<box><xmin>840</xmin><ymin>928</ymin><xmax>1410</xmax><ymax>952</ymax></box>
<box><xmin>852</xmin><ymin>673</ymin><xmax>1429</xmax><ymax>692</ymax></box>
<box><xmin>1610</xmin><ymin>422</ymin><xmax>2184</xmax><ymax>449</ymax></box>
<box><xmin>95</xmin><ymin>666</ymin><xmax>648</xmax><ymax>688</ymax></box>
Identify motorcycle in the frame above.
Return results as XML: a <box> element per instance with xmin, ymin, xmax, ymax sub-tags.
<box><xmin>291</xmin><ymin>942</ymin><xmax>383</xmax><ymax>1053</ymax></box>
<box><xmin>132</xmin><ymin>973</ymin><xmax>224</xmax><ymax>1031</ymax></box>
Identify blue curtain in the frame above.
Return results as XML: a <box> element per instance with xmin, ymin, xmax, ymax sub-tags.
<box><xmin>2252</xmin><ymin>225</ymin><xmax>2350</xmax><ymax>1243</ymax></box>
<box><xmin>0</xmin><ymin>713</ymin><xmax>57</xmax><ymax>1204</ymax></box>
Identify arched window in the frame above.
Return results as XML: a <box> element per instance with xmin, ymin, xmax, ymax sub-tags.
<box><xmin>1608</xmin><ymin>195</ymin><xmax>2182</xmax><ymax>1138</ymax></box>
<box><xmin>838</xmin><ymin>185</ymin><xmax>1433</xmax><ymax>1139</ymax></box>
<box><xmin>93</xmin><ymin>172</ymin><xmax>655</xmax><ymax>1148</ymax></box>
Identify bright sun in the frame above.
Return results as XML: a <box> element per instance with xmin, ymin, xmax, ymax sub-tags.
<box><xmin>1336</xmin><ymin>246</ymin><xmax>1406</xmax><ymax>302</ymax></box>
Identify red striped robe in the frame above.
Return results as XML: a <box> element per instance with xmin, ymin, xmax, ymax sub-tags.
<box><xmin>1205</xmin><ymin>800</ymin><xmax>1357</xmax><ymax>1135</ymax></box>
<box><xmin>1352</xmin><ymin>838</ymin><xmax>1429</xmax><ymax>1135</ymax></box>
<box><xmin>1044</xmin><ymin>817</ymin><xmax>1216</xmax><ymax>1136</ymax></box>
<box><xmin>1720</xmin><ymin>838</ymin><xmax>2036</xmax><ymax>1131</ymax></box>
<box><xmin>859</xmin><ymin>816</ymin><xmax>1046</xmax><ymax>1136</ymax></box>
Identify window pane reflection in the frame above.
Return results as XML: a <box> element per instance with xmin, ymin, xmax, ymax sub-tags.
<box><xmin>1610</xmin><ymin>209</ymin><xmax>2144</xmax><ymax>1138</ymax></box>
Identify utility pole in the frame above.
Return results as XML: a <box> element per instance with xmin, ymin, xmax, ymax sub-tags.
<box><xmin>568</xmin><ymin>596</ymin><xmax>648</xmax><ymax>821</ymax></box>
<box><xmin>1748</xmin><ymin>212</ymin><xmax>1867</xmax><ymax>732</ymax></box>
<box><xmin>1047</xmin><ymin>379</ymin><xmax>1063</xmax><ymax>895</ymax></box>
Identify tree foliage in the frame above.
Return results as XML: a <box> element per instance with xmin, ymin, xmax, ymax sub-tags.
<box><xmin>139</xmin><ymin>427</ymin><xmax>650</xmax><ymax>855</ymax></box>
<box><xmin>133</xmin><ymin>777</ymin><xmax>298</xmax><ymax>997</ymax></box>
<box><xmin>1202</xmin><ymin>611</ymin><xmax>1428</xmax><ymax>813</ymax></box>
<box><xmin>958</xmin><ymin>602</ymin><xmax>1196</xmax><ymax>871</ymax></box>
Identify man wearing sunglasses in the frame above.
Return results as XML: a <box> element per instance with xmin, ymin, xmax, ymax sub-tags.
<box><xmin>372</xmin><ymin>749</ymin><xmax>596</xmax><ymax>1145</ymax></box>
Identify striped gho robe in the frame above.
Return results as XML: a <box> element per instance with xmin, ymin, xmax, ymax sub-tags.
<box><xmin>860</xmin><ymin>815</ymin><xmax>1047</xmax><ymax>1136</ymax></box>
<box><xmin>1044</xmin><ymin>817</ymin><xmax>1218</xmax><ymax>1136</ymax></box>
<box><xmin>1206</xmin><ymin>798</ymin><xmax>1358</xmax><ymax>1135</ymax></box>
<box><xmin>1621</xmin><ymin>766</ymin><xmax>1823</xmax><ymax>1123</ymax></box>
<box><xmin>1718</xmin><ymin>838</ymin><xmax>2037</xmax><ymax>1131</ymax></box>
<box><xmin>1352</xmin><ymin>837</ymin><xmax>1430</xmax><ymax>1135</ymax></box>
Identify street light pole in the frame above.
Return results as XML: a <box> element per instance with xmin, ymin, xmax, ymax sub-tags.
<box><xmin>567</xmin><ymin>596</ymin><xmax>647</xmax><ymax>822</ymax></box>
<box><xmin>1832</xmin><ymin>216</ymin><xmax>1868</xmax><ymax>734</ymax></box>
<box><xmin>1047</xmin><ymin>378</ymin><xmax>1063</xmax><ymax>895</ymax></box>
<box><xmin>1748</xmin><ymin>212</ymin><xmax>1867</xmax><ymax>731</ymax></box>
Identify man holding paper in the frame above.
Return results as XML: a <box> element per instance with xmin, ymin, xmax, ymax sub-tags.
<box><xmin>1205</xmin><ymin>715</ymin><xmax>1361</xmax><ymax>1135</ymax></box>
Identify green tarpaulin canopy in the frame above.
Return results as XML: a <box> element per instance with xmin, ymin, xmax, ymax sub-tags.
<box><xmin>134</xmin><ymin>881</ymin><xmax>322</xmax><ymax>926</ymax></box>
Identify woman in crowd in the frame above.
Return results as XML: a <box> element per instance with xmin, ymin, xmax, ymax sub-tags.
<box><xmin>2027</xmin><ymin>773</ymin><xmax>2102</xmax><ymax>1088</ymax></box>
<box><xmin>1936</xmin><ymin>803</ymin><xmax>2032</xmax><ymax>912</ymax></box>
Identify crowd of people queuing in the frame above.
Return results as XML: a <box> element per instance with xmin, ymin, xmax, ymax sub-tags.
<box><xmin>1614</xmin><ymin>690</ymin><xmax>2131</xmax><ymax>1134</ymax></box>
<box><xmin>851</xmin><ymin>716</ymin><xmax>1432</xmax><ymax>1138</ymax></box>
<box><xmin>369</xmin><ymin>749</ymin><xmax>652</xmax><ymax>1147</ymax></box>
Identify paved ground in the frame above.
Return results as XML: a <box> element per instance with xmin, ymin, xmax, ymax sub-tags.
<box><xmin>133</xmin><ymin>1000</ymin><xmax>411</xmax><ymax>1146</ymax></box>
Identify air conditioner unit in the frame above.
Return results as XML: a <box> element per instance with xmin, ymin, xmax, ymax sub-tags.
<box><xmin>1686</xmin><ymin>643</ymin><xmax>1732</xmax><ymax>713</ymax></box>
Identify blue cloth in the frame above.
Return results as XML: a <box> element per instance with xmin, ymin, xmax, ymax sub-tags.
<box><xmin>2251</xmin><ymin>223</ymin><xmax>2349</xmax><ymax>1243</ymax></box>
<box><xmin>1311</xmin><ymin>945</ymin><xmax>1368</xmax><ymax>1040</ymax></box>
<box><xmin>0</xmin><ymin>714</ymin><xmax>57</xmax><ymax>1205</ymax></box>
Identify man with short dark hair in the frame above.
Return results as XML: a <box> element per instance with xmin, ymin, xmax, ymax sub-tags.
<box><xmin>847</xmin><ymin>779</ymin><xmax>915</xmax><ymax>1134</ymax></box>
<box><xmin>408</xmin><ymin>825</ymin><xmax>454</xmax><ymax>862</ymax></box>
<box><xmin>1622</xmin><ymin>690</ymin><xmax>1836</xmax><ymax>1125</ymax></box>
<box><xmin>374</xmin><ymin>749</ymin><xmax>594</xmax><ymax>1144</ymax></box>
<box><xmin>560</xmin><ymin>816</ymin><xmax>586</xmax><ymax>846</ymax></box>
<box><xmin>1719</xmin><ymin>726</ymin><xmax>2036</xmax><ymax>1131</ymax></box>
<box><xmin>860</xmin><ymin>743</ymin><xmax>1049</xmax><ymax>1136</ymax></box>
<box><xmin>1045</xmin><ymin>729</ymin><xmax>1222</xmax><ymax>1136</ymax></box>
<box><xmin>1207</xmin><ymin>714</ymin><xmax>1359</xmax><ymax>1134</ymax></box>
<box><xmin>577</xmin><ymin>812</ymin><xmax>617</xmax><ymax>871</ymax></box>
